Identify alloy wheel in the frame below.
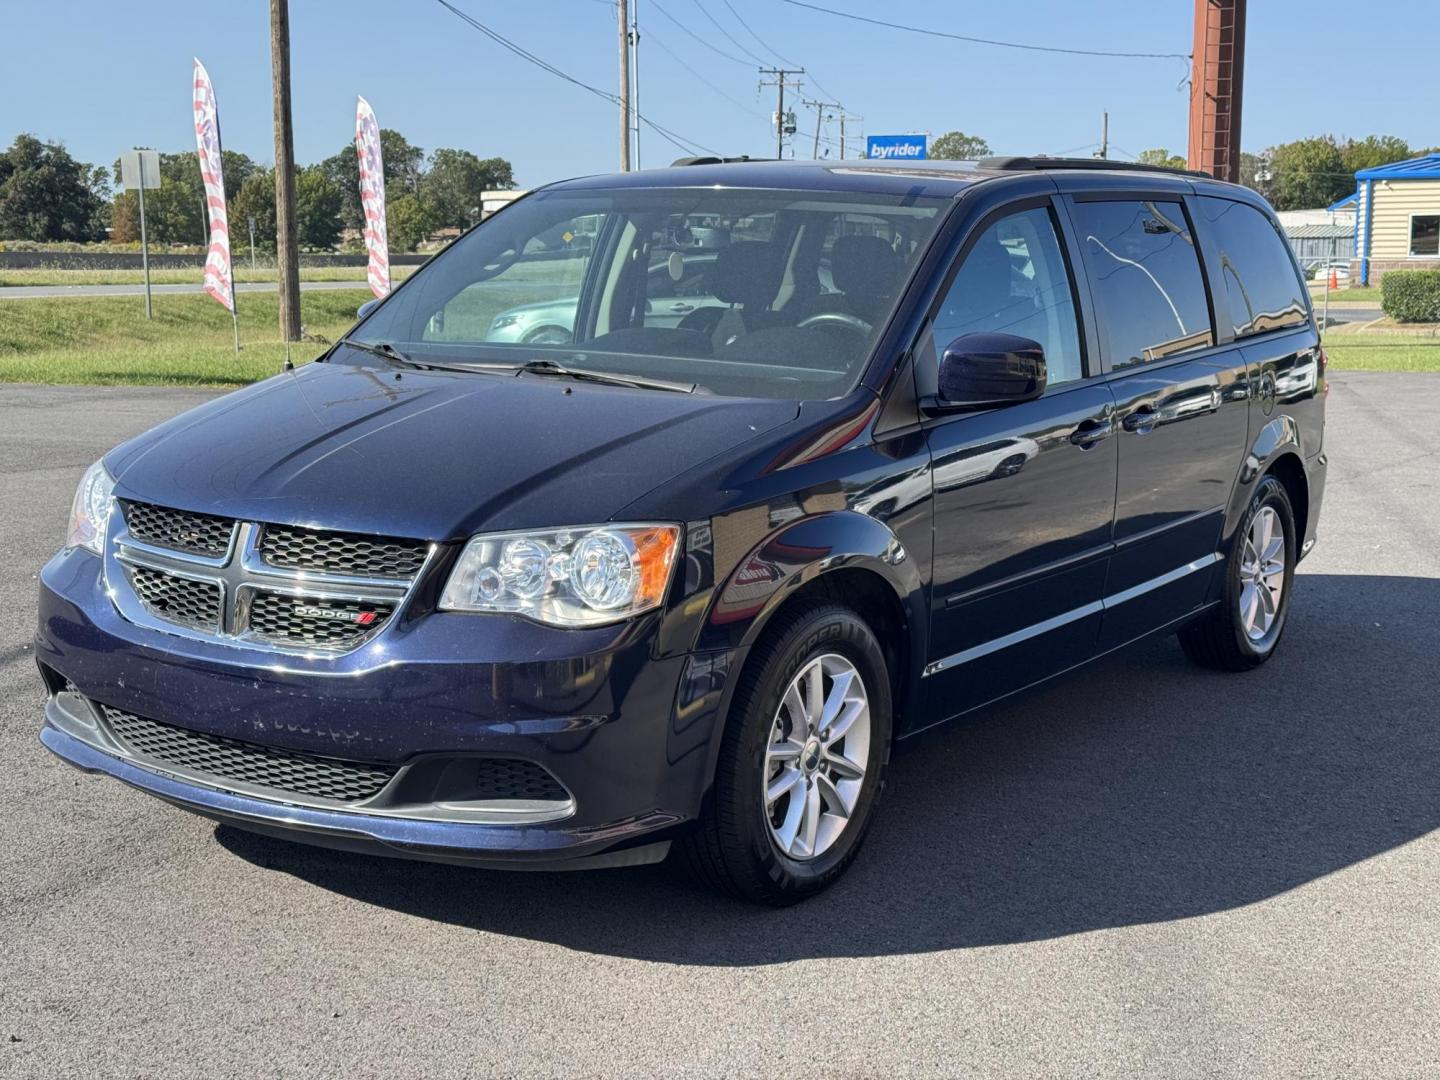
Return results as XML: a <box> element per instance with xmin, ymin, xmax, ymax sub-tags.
<box><xmin>762</xmin><ymin>653</ymin><xmax>871</xmax><ymax>861</ymax></box>
<box><xmin>1239</xmin><ymin>506</ymin><xmax>1286</xmax><ymax>641</ymax></box>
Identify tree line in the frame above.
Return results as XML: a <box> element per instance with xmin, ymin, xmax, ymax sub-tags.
<box><xmin>0</xmin><ymin>131</ymin><xmax>513</xmax><ymax>251</ymax></box>
<box><xmin>4</xmin><ymin>127</ymin><xmax>1434</xmax><ymax>249</ymax></box>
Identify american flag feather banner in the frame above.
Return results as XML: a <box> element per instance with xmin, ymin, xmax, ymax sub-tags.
<box><xmin>355</xmin><ymin>96</ymin><xmax>391</xmax><ymax>299</ymax></box>
<box><xmin>192</xmin><ymin>59</ymin><xmax>235</xmax><ymax>314</ymax></box>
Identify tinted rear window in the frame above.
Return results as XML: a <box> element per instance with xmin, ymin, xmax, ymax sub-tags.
<box><xmin>1069</xmin><ymin>200</ymin><xmax>1214</xmax><ymax>369</ymax></box>
<box><xmin>1198</xmin><ymin>198</ymin><xmax>1309</xmax><ymax>338</ymax></box>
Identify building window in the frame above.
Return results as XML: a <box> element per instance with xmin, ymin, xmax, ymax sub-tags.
<box><xmin>1412</xmin><ymin>215</ymin><xmax>1440</xmax><ymax>257</ymax></box>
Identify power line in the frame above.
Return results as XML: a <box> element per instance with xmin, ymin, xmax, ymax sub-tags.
<box><xmin>717</xmin><ymin>0</ymin><xmax>844</xmax><ymax>110</ymax></box>
<box><xmin>649</xmin><ymin>0</ymin><xmax>753</xmax><ymax>65</ymax></box>
<box><xmin>719</xmin><ymin>0</ymin><xmax>796</xmax><ymax>65</ymax></box>
<box><xmin>431</xmin><ymin>0</ymin><xmax>719</xmax><ymax>157</ymax></box>
<box><xmin>780</xmin><ymin>0</ymin><xmax>1190</xmax><ymax>61</ymax></box>
<box><xmin>717</xmin><ymin>0</ymin><xmax>846</xmax><ymax>108</ymax></box>
<box><xmin>692</xmin><ymin>0</ymin><xmax>770</xmax><ymax>65</ymax></box>
<box><xmin>643</xmin><ymin>26</ymin><xmax>767</xmax><ymax>121</ymax></box>
<box><xmin>643</xmin><ymin>19</ymin><xmax>842</xmax><ymax>152</ymax></box>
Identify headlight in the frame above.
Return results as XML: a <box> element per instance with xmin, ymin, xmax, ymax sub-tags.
<box><xmin>67</xmin><ymin>460</ymin><xmax>115</xmax><ymax>555</ymax></box>
<box><xmin>489</xmin><ymin>313</ymin><xmax>525</xmax><ymax>330</ymax></box>
<box><xmin>439</xmin><ymin>524</ymin><xmax>680</xmax><ymax>627</ymax></box>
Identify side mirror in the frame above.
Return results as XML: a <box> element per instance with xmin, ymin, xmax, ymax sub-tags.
<box><xmin>933</xmin><ymin>332</ymin><xmax>1047</xmax><ymax>410</ymax></box>
<box><xmin>356</xmin><ymin>298</ymin><xmax>382</xmax><ymax>321</ymax></box>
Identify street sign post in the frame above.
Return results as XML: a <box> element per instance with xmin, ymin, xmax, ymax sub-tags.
<box><xmin>119</xmin><ymin>150</ymin><xmax>161</xmax><ymax>319</ymax></box>
<box><xmin>865</xmin><ymin>134</ymin><xmax>928</xmax><ymax>161</ymax></box>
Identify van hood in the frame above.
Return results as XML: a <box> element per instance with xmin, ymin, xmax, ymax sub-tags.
<box><xmin>106</xmin><ymin>358</ymin><xmax>799</xmax><ymax>539</ymax></box>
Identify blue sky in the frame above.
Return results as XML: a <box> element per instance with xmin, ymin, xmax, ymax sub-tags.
<box><xmin>3</xmin><ymin>0</ymin><xmax>1435</xmax><ymax>187</ymax></box>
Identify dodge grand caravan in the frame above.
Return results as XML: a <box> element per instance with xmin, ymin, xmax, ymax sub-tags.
<box><xmin>37</xmin><ymin>157</ymin><xmax>1326</xmax><ymax>905</ymax></box>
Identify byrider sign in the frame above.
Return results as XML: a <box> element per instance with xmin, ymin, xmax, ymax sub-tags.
<box><xmin>866</xmin><ymin>134</ymin><xmax>928</xmax><ymax>160</ymax></box>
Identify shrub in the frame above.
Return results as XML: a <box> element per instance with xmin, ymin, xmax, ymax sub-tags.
<box><xmin>1381</xmin><ymin>269</ymin><xmax>1440</xmax><ymax>323</ymax></box>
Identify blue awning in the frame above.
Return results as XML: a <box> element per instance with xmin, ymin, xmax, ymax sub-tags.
<box><xmin>1355</xmin><ymin>153</ymin><xmax>1440</xmax><ymax>180</ymax></box>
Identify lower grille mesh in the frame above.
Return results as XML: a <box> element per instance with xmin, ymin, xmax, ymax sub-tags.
<box><xmin>475</xmin><ymin>759</ymin><xmax>570</xmax><ymax>802</ymax></box>
<box><xmin>100</xmin><ymin>703</ymin><xmax>397</xmax><ymax>803</ymax></box>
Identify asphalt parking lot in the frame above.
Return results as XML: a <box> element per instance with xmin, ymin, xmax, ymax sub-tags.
<box><xmin>2</xmin><ymin>373</ymin><xmax>1436</xmax><ymax>1078</ymax></box>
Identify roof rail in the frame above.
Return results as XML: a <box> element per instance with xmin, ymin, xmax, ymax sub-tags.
<box><xmin>979</xmin><ymin>155</ymin><xmax>1214</xmax><ymax>180</ymax></box>
<box><xmin>669</xmin><ymin>155</ymin><xmax>774</xmax><ymax>167</ymax></box>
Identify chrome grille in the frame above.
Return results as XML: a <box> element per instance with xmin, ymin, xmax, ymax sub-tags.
<box><xmin>99</xmin><ymin>702</ymin><xmax>397</xmax><ymax>803</ymax></box>
<box><xmin>109</xmin><ymin>507</ymin><xmax>428</xmax><ymax>654</ymax></box>
<box><xmin>475</xmin><ymin>759</ymin><xmax>570</xmax><ymax>802</ymax></box>
<box><xmin>128</xmin><ymin>565</ymin><xmax>221</xmax><ymax>631</ymax></box>
<box><xmin>247</xmin><ymin>592</ymin><xmax>396</xmax><ymax>648</ymax></box>
<box><xmin>259</xmin><ymin>524</ymin><xmax>429</xmax><ymax>579</ymax></box>
<box><xmin>121</xmin><ymin>501</ymin><xmax>235</xmax><ymax>557</ymax></box>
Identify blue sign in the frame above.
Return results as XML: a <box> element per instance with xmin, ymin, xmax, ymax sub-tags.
<box><xmin>866</xmin><ymin>134</ymin><xmax>927</xmax><ymax>161</ymax></box>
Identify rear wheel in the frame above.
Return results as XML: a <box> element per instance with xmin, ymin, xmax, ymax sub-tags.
<box><xmin>678</xmin><ymin>602</ymin><xmax>891</xmax><ymax>905</ymax></box>
<box><xmin>1179</xmin><ymin>474</ymin><xmax>1296</xmax><ymax>671</ymax></box>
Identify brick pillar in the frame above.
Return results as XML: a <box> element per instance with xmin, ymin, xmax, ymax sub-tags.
<box><xmin>1187</xmin><ymin>0</ymin><xmax>1247</xmax><ymax>183</ymax></box>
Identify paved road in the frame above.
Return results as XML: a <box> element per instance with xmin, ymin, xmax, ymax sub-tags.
<box><xmin>2</xmin><ymin>375</ymin><xmax>1436</xmax><ymax>1078</ymax></box>
<box><xmin>1320</xmin><ymin>305</ymin><xmax>1383</xmax><ymax>325</ymax></box>
<box><xmin>0</xmin><ymin>280</ymin><xmax>373</xmax><ymax>300</ymax></box>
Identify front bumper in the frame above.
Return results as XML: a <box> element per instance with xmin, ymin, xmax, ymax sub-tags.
<box><xmin>36</xmin><ymin>548</ymin><xmax>736</xmax><ymax>868</ymax></box>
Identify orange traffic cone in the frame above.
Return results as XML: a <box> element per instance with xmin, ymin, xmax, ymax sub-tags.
<box><xmin>1329</xmin><ymin>268</ymin><xmax>1338</xmax><ymax>290</ymax></box>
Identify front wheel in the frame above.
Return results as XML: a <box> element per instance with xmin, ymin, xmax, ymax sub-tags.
<box><xmin>1179</xmin><ymin>474</ymin><xmax>1297</xmax><ymax>671</ymax></box>
<box><xmin>678</xmin><ymin>602</ymin><xmax>892</xmax><ymax>905</ymax></box>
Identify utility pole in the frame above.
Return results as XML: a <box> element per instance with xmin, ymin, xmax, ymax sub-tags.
<box><xmin>803</xmin><ymin>99</ymin><xmax>841</xmax><ymax>158</ymax></box>
<box><xmin>270</xmin><ymin>0</ymin><xmax>301</xmax><ymax>342</ymax></box>
<box><xmin>1094</xmin><ymin>110</ymin><xmax>1109</xmax><ymax>159</ymax></box>
<box><xmin>758</xmin><ymin>68</ymin><xmax>803</xmax><ymax>159</ymax></box>
<box><xmin>630</xmin><ymin>0</ymin><xmax>641</xmax><ymax>169</ymax></box>
<box><xmin>618</xmin><ymin>0</ymin><xmax>631</xmax><ymax>171</ymax></box>
<box><xmin>839</xmin><ymin>115</ymin><xmax>862</xmax><ymax>159</ymax></box>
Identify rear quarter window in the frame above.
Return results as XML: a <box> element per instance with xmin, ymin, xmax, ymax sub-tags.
<box><xmin>1199</xmin><ymin>198</ymin><xmax>1309</xmax><ymax>338</ymax></box>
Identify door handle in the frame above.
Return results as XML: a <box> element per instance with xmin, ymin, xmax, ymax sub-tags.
<box><xmin>669</xmin><ymin>302</ymin><xmax>695</xmax><ymax>313</ymax></box>
<box><xmin>1122</xmin><ymin>406</ymin><xmax>1159</xmax><ymax>434</ymax></box>
<box><xmin>1070</xmin><ymin>417</ymin><xmax>1113</xmax><ymax>449</ymax></box>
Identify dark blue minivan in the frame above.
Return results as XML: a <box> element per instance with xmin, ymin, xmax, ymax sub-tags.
<box><xmin>37</xmin><ymin>157</ymin><xmax>1327</xmax><ymax>904</ymax></box>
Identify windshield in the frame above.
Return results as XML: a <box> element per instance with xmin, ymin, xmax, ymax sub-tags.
<box><xmin>347</xmin><ymin>185</ymin><xmax>949</xmax><ymax>399</ymax></box>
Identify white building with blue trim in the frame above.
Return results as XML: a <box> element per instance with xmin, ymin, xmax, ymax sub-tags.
<box><xmin>1353</xmin><ymin>153</ymin><xmax>1440</xmax><ymax>284</ymax></box>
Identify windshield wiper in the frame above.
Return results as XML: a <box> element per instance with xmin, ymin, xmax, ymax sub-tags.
<box><xmin>516</xmin><ymin>358</ymin><xmax>695</xmax><ymax>394</ymax></box>
<box><xmin>337</xmin><ymin>338</ymin><xmax>426</xmax><ymax>368</ymax></box>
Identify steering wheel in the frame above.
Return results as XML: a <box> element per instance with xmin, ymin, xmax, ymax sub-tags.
<box><xmin>796</xmin><ymin>311</ymin><xmax>873</xmax><ymax>337</ymax></box>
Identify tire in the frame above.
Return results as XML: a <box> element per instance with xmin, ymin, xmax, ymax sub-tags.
<box><xmin>1179</xmin><ymin>474</ymin><xmax>1297</xmax><ymax>671</ymax></box>
<box><xmin>678</xmin><ymin>601</ymin><xmax>892</xmax><ymax>905</ymax></box>
<box><xmin>521</xmin><ymin>325</ymin><xmax>573</xmax><ymax>345</ymax></box>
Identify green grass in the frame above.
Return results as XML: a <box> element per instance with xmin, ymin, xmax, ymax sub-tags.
<box><xmin>7</xmin><ymin>283</ymin><xmax>1428</xmax><ymax>388</ymax></box>
<box><xmin>1311</xmin><ymin>284</ymin><xmax>1380</xmax><ymax>303</ymax></box>
<box><xmin>0</xmin><ymin>256</ymin><xmax>587</xmax><ymax>387</ymax></box>
<box><xmin>0</xmin><ymin>291</ymin><xmax>369</xmax><ymax>386</ymax></box>
<box><xmin>1324</xmin><ymin>334</ymin><xmax>1440</xmax><ymax>372</ymax></box>
<box><xmin>0</xmin><ymin>265</ymin><xmax>417</xmax><ymax>287</ymax></box>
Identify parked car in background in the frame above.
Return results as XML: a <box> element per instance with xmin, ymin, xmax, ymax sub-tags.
<box><xmin>1307</xmin><ymin>261</ymin><xmax>1351</xmax><ymax>283</ymax></box>
<box><xmin>486</xmin><ymin>251</ymin><xmax>721</xmax><ymax>345</ymax></box>
<box><xmin>37</xmin><ymin>156</ymin><xmax>1326</xmax><ymax>904</ymax></box>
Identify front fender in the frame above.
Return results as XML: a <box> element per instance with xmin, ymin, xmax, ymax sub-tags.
<box><xmin>678</xmin><ymin>510</ymin><xmax>928</xmax><ymax>796</ymax></box>
<box><xmin>693</xmin><ymin>510</ymin><xmax>925</xmax><ymax>658</ymax></box>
